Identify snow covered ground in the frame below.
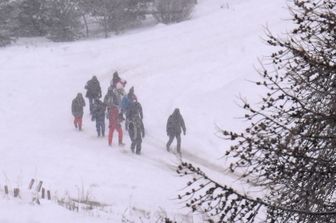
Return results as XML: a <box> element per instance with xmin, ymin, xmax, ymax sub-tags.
<box><xmin>0</xmin><ymin>0</ymin><xmax>290</xmax><ymax>222</ymax></box>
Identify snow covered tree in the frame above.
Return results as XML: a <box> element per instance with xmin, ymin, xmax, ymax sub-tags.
<box><xmin>0</xmin><ymin>0</ymin><xmax>19</xmax><ymax>46</ymax></box>
<box><xmin>86</xmin><ymin>0</ymin><xmax>149</xmax><ymax>37</ymax></box>
<box><xmin>16</xmin><ymin>0</ymin><xmax>47</xmax><ymax>37</ymax></box>
<box><xmin>44</xmin><ymin>0</ymin><xmax>82</xmax><ymax>42</ymax></box>
<box><xmin>178</xmin><ymin>0</ymin><xmax>336</xmax><ymax>222</ymax></box>
<box><xmin>153</xmin><ymin>0</ymin><xmax>195</xmax><ymax>24</ymax></box>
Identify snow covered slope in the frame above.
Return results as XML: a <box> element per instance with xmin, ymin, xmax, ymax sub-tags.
<box><xmin>0</xmin><ymin>0</ymin><xmax>289</xmax><ymax>222</ymax></box>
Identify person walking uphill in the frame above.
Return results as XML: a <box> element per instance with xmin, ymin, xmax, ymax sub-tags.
<box><xmin>107</xmin><ymin>105</ymin><xmax>124</xmax><ymax>146</ymax></box>
<box><xmin>166</xmin><ymin>108</ymin><xmax>186</xmax><ymax>154</ymax></box>
<box><xmin>121</xmin><ymin>86</ymin><xmax>138</xmax><ymax>130</ymax></box>
<box><xmin>71</xmin><ymin>93</ymin><xmax>85</xmax><ymax>130</ymax></box>
<box><xmin>91</xmin><ymin>99</ymin><xmax>106</xmax><ymax>137</ymax></box>
<box><xmin>128</xmin><ymin>113</ymin><xmax>145</xmax><ymax>155</ymax></box>
<box><xmin>85</xmin><ymin>76</ymin><xmax>102</xmax><ymax>114</ymax></box>
<box><xmin>111</xmin><ymin>71</ymin><xmax>126</xmax><ymax>89</ymax></box>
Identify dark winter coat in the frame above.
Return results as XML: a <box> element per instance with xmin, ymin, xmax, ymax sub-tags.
<box><xmin>166</xmin><ymin>109</ymin><xmax>186</xmax><ymax>136</ymax></box>
<box><xmin>85</xmin><ymin>77</ymin><xmax>102</xmax><ymax>99</ymax></box>
<box><xmin>92</xmin><ymin>100</ymin><xmax>106</xmax><ymax>122</ymax></box>
<box><xmin>72</xmin><ymin>94</ymin><xmax>85</xmax><ymax>117</ymax></box>
<box><xmin>104</xmin><ymin>89</ymin><xmax>119</xmax><ymax>109</ymax></box>
<box><xmin>128</xmin><ymin>101</ymin><xmax>143</xmax><ymax>120</ymax></box>
<box><xmin>128</xmin><ymin>115</ymin><xmax>145</xmax><ymax>141</ymax></box>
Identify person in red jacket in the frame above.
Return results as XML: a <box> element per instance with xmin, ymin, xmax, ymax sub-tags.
<box><xmin>107</xmin><ymin>105</ymin><xmax>124</xmax><ymax>146</ymax></box>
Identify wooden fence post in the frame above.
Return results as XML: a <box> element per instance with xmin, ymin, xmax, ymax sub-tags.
<box><xmin>47</xmin><ymin>190</ymin><xmax>51</xmax><ymax>200</ymax></box>
<box><xmin>13</xmin><ymin>188</ymin><xmax>20</xmax><ymax>198</ymax></box>
<box><xmin>36</xmin><ymin>181</ymin><xmax>43</xmax><ymax>192</ymax></box>
<box><xmin>28</xmin><ymin>179</ymin><xmax>35</xmax><ymax>190</ymax></box>
<box><xmin>41</xmin><ymin>188</ymin><xmax>45</xmax><ymax>199</ymax></box>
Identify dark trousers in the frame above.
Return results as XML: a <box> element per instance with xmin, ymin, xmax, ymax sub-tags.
<box><xmin>96</xmin><ymin>120</ymin><xmax>105</xmax><ymax>137</ymax></box>
<box><xmin>131</xmin><ymin>138</ymin><xmax>142</xmax><ymax>154</ymax></box>
<box><xmin>88</xmin><ymin>97</ymin><xmax>94</xmax><ymax>114</ymax></box>
<box><xmin>166</xmin><ymin>134</ymin><xmax>181</xmax><ymax>153</ymax></box>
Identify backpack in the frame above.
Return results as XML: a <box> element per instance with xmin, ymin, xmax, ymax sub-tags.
<box><xmin>128</xmin><ymin>115</ymin><xmax>143</xmax><ymax>140</ymax></box>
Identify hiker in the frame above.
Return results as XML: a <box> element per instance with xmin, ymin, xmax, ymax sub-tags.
<box><xmin>110</xmin><ymin>71</ymin><xmax>127</xmax><ymax>89</ymax></box>
<box><xmin>71</xmin><ymin>93</ymin><xmax>85</xmax><ymax>130</ymax></box>
<box><xmin>121</xmin><ymin>86</ymin><xmax>137</xmax><ymax>113</ymax></box>
<box><xmin>166</xmin><ymin>108</ymin><xmax>186</xmax><ymax>154</ymax></box>
<box><xmin>104</xmin><ymin>88</ymin><xmax>119</xmax><ymax>112</ymax></box>
<box><xmin>85</xmin><ymin>76</ymin><xmax>102</xmax><ymax>114</ymax></box>
<box><xmin>121</xmin><ymin>86</ymin><xmax>138</xmax><ymax>130</ymax></box>
<box><xmin>91</xmin><ymin>99</ymin><xmax>106</xmax><ymax>137</ymax></box>
<box><xmin>128</xmin><ymin>113</ymin><xmax>145</xmax><ymax>155</ymax></box>
<box><xmin>107</xmin><ymin>105</ymin><xmax>124</xmax><ymax>146</ymax></box>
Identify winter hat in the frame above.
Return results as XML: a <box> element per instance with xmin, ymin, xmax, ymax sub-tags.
<box><xmin>129</xmin><ymin>86</ymin><xmax>134</xmax><ymax>95</ymax></box>
<box><xmin>113</xmin><ymin>71</ymin><xmax>119</xmax><ymax>78</ymax></box>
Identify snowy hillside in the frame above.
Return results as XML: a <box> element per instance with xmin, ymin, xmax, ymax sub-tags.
<box><xmin>0</xmin><ymin>0</ymin><xmax>289</xmax><ymax>222</ymax></box>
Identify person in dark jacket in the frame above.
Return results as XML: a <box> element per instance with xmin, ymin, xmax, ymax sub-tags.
<box><xmin>71</xmin><ymin>93</ymin><xmax>86</xmax><ymax>130</ymax></box>
<box><xmin>104</xmin><ymin>88</ymin><xmax>119</xmax><ymax>112</ymax></box>
<box><xmin>127</xmin><ymin>100</ymin><xmax>143</xmax><ymax>120</ymax></box>
<box><xmin>91</xmin><ymin>99</ymin><xmax>106</xmax><ymax>137</ymax></box>
<box><xmin>128</xmin><ymin>113</ymin><xmax>145</xmax><ymax>154</ymax></box>
<box><xmin>166</xmin><ymin>108</ymin><xmax>186</xmax><ymax>154</ymax></box>
<box><xmin>85</xmin><ymin>76</ymin><xmax>102</xmax><ymax>114</ymax></box>
<box><xmin>107</xmin><ymin>105</ymin><xmax>124</xmax><ymax>146</ymax></box>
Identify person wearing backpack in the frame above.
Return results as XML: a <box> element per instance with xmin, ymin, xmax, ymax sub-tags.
<box><xmin>128</xmin><ymin>100</ymin><xmax>143</xmax><ymax>120</ymax></box>
<box><xmin>166</xmin><ymin>108</ymin><xmax>186</xmax><ymax>154</ymax></box>
<box><xmin>107</xmin><ymin>104</ymin><xmax>124</xmax><ymax>146</ymax></box>
<box><xmin>121</xmin><ymin>86</ymin><xmax>138</xmax><ymax>130</ymax></box>
<box><xmin>71</xmin><ymin>93</ymin><xmax>86</xmax><ymax>130</ymax></box>
<box><xmin>104</xmin><ymin>88</ymin><xmax>119</xmax><ymax>112</ymax></box>
<box><xmin>85</xmin><ymin>76</ymin><xmax>102</xmax><ymax>114</ymax></box>
<box><xmin>128</xmin><ymin>113</ymin><xmax>145</xmax><ymax>155</ymax></box>
<box><xmin>110</xmin><ymin>71</ymin><xmax>127</xmax><ymax>89</ymax></box>
<box><xmin>121</xmin><ymin>86</ymin><xmax>137</xmax><ymax>114</ymax></box>
<box><xmin>91</xmin><ymin>99</ymin><xmax>106</xmax><ymax>137</ymax></box>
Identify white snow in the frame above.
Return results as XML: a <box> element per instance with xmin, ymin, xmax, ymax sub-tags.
<box><xmin>0</xmin><ymin>0</ymin><xmax>290</xmax><ymax>222</ymax></box>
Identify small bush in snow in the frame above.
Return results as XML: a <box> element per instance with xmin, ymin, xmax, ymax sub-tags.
<box><xmin>153</xmin><ymin>0</ymin><xmax>196</xmax><ymax>24</ymax></box>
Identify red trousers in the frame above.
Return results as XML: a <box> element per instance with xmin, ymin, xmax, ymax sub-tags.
<box><xmin>108</xmin><ymin>125</ymin><xmax>123</xmax><ymax>145</ymax></box>
<box><xmin>74</xmin><ymin>116</ymin><xmax>83</xmax><ymax>130</ymax></box>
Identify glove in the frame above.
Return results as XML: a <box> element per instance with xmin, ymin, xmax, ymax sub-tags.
<box><xmin>91</xmin><ymin>116</ymin><xmax>95</xmax><ymax>121</ymax></box>
<box><xmin>142</xmin><ymin>132</ymin><xmax>145</xmax><ymax>138</ymax></box>
<box><xmin>183</xmin><ymin>131</ymin><xmax>186</xmax><ymax>135</ymax></box>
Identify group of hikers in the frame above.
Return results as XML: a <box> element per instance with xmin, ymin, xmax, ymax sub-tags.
<box><xmin>71</xmin><ymin>72</ymin><xmax>186</xmax><ymax>155</ymax></box>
